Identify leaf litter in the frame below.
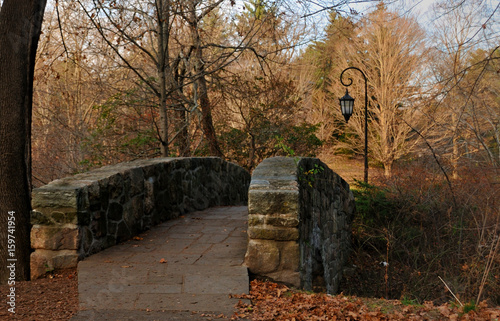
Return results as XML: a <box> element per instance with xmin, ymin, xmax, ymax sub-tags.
<box><xmin>230</xmin><ymin>280</ymin><xmax>500</xmax><ymax>320</ymax></box>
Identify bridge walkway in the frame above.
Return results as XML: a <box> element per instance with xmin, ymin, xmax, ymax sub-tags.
<box><xmin>71</xmin><ymin>206</ymin><xmax>250</xmax><ymax>320</ymax></box>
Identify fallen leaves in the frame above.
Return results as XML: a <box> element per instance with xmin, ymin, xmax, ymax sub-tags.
<box><xmin>232</xmin><ymin>280</ymin><xmax>500</xmax><ymax>320</ymax></box>
<box><xmin>0</xmin><ymin>268</ymin><xmax>78</xmax><ymax>320</ymax></box>
<box><xmin>159</xmin><ymin>258</ymin><xmax>167</xmax><ymax>263</ymax></box>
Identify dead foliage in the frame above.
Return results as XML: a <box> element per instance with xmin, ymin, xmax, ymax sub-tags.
<box><xmin>232</xmin><ymin>280</ymin><xmax>500</xmax><ymax>320</ymax></box>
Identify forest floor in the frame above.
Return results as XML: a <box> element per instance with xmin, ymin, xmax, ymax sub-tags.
<box><xmin>0</xmin><ymin>268</ymin><xmax>78</xmax><ymax>320</ymax></box>
<box><xmin>1</xmin><ymin>155</ymin><xmax>498</xmax><ymax>320</ymax></box>
<box><xmin>233</xmin><ymin>279</ymin><xmax>500</xmax><ymax>320</ymax></box>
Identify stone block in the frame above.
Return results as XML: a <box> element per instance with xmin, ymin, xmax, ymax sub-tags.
<box><xmin>107</xmin><ymin>202</ymin><xmax>124</xmax><ymax>221</ymax></box>
<box><xmin>248</xmin><ymin>189</ymin><xmax>299</xmax><ymax>215</ymax></box>
<box><xmin>51</xmin><ymin>250</ymin><xmax>79</xmax><ymax>269</ymax></box>
<box><xmin>108</xmin><ymin>173</ymin><xmax>124</xmax><ymax>200</ymax></box>
<box><xmin>30</xmin><ymin>210</ymin><xmax>54</xmax><ymax>225</ymax></box>
<box><xmin>87</xmin><ymin>181</ymin><xmax>101</xmax><ymax>209</ymax></box>
<box><xmin>30</xmin><ymin>208</ymin><xmax>79</xmax><ymax>226</ymax></box>
<box><xmin>248</xmin><ymin>226</ymin><xmax>299</xmax><ymax>241</ymax></box>
<box><xmin>279</xmin><ymin>241</ymin><xmax>300</xmax><ymax>270</ymax></box>
<box><xmin>32</xmin><ymin>187</ymin><xmax>79</xmax><ymax>208</ymax></box>
<box><xmin>50</xmin><ymin>210</ymin><xmax>78</xmax><ymax>224</ymax></box>
<box><xmin>80</xmin><ymin>226</ymin><xmax>93</xmax><ymax>255</ymax></box>
<box><xmin>116</xmin><ymin>221</ymin><xmax>131</xmax><ymax>243</ymax></box>
<box><xmin>249</xmin><ymin>213</ymin><xmax>298</xmax><ymax>228</ymax></box>
<box><xmin>30</xmin><ymin>251</ymin><xmax>49</xmax><ymax>280</ymax></box>
<box><xmin>30</xmin><ymin>249</ymin><xmax>78</xmax><ymax>279</ymax></box>
<box><xmin>90</xmin><ymin>213</ymin><xmax>107</xmax><ymax>238</ymax></box>
<box><xmin>31</xmin><ymin>225</ymin><xmax>79</xmax><ymax>250</ymax></box>
<box><xmin>266</xmin><ymin>270</ymin><xmax>300</xmax><ymax>287</ymax></box>
<box><xmin>248</xmin><ymin>214</ymin><xmax>264</xmax><ymax>226</ymax></box>
<box><xmin>123</xmin><ymin>197</ymin><xmax>143</xmax><ymax>228</ymax></box>
<box><xmin>126</xmin><ymin>167</ymin><xmax>145</xmax><ymax>196</ymax></box>
<box><xmin>245</xmin><ymin>239</ymin><xmax>280</xmax><ymax>274</ymax></box>
<box><xmin>266</xmin><ymin>214</ymin><xmax>299</xmax><ymax>228</ymax></box>
<box><xmin>144</xmin><ymin>177</ymin><xmax>155</xmax><ymax>213</ymax></box>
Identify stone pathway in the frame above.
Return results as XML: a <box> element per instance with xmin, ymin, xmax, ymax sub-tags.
<box><xmin>71</xmin><ymin>206</ymin><xmax>250</xmax><ymax>320</ymax></box>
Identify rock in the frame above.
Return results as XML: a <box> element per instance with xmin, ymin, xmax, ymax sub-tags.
<box><xmin>30</xmin><ymin>225</ymin><xmax>79</xmax><ymax>250</ymax></box>
<box><xmin>245</xmin><ymin>239</ymin><xmax>280</xmax><ymax>274</ymax></box>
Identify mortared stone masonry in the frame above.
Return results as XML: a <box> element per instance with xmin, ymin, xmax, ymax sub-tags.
<box><xmin>245</xmin><ymin>157</ymin><xmax>355</xmax><ymax>294</ymax></box>
<box><xmin>30</xmin><ymin>157</ymin><xmax>250</xmax><ymax>279</ymax></box>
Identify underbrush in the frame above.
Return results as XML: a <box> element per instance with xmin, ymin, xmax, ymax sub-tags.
<box><xmin>233</xmin><ymin>279</ymin><xmax>500</xmax><ymax>320</ymax></box>
<box><xmin>341</xmin><ymin>162</ymin><xmax>499</xmax><ymax>306</ymax></box>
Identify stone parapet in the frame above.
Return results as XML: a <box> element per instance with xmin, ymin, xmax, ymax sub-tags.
<box><xmin>30</xmin><ymin>157</ymin><xmax>250</xmax><ymax>279</ymax></box>
<box><xmin>244</xmin><ymin>157</ymin><xmax>355</xmax><ymax>294</ymax></box>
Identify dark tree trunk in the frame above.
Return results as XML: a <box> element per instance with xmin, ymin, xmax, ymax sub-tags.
<box><xmin>174</xmin><ymin>60</ymin><xmax>190</xmax><ymax>156</ymax></box>
<box><xmin>0</xmin><ymin>0</ymin><xmax>47</xmax><ymax>284</ymax></box>
<box><xmin>198</xmin><ymin>75</ymin><xmax>223</xmax><ymax>157</ymax></box>
<box><xmin>188</xmin><ymin>1</ymin><xmax>223</xmax><ymax>158</ymax></box>
<box><xmin>176</xmin><ymin>108</ymin><xmax>190</xmax><ymax>156</ymax></box>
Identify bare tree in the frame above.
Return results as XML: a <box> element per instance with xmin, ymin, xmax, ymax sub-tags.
<box><xmin>73</xmin><ymin>0</ymin><xmax>188</xmax><ymax>156</ymax></box>
<box><xmin>213</xmin><ymin>0</ymin><xmax>319</xmax><ymax>169</ymax></box>
<box><xmin>0</xmin><ymin>0</ymin><xmax>46</xmax><ymax>284</ymax></box>
<box><xmin>427</xmin><ymin>0</ymin><xmax>500</xmax><ymax>177</ymax></box>
<box><xmin>74</xmin><ymin>0</ymin><xmax>264</xmax><ymax>158</ymax></box>
<box><xmin>296</xmin><ymin>11</ymin><xmax>355</xmax><ymax>143</ymax></box>
<box><xmin>178</xmin><ymin>0</ymin><xmax>225</xmax><ymax>157</ymax></box>
<box><xmin>347</xmin><ymin>3</ymin><xmax>430</xmax><ymax>177</ymax></box>
<box><xmin>32</xmin><ymin>4</ymin><xmax>113</xmax><ymax>183</ymax></box>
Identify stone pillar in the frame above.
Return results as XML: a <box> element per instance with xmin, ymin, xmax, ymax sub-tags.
<box><xmin>30</xmin><ymin>187</ymin><xmax>82</xmax><ymax>279</ymax></box>
<box><xmin>245</xmin><ymin>156</ymin><xmax>355</xmax><ymax>294</ymax></box>
<box><xmin>245</xmin><ymin>157</ymin><xmax>301</xmax><ymax>287</ymax></box>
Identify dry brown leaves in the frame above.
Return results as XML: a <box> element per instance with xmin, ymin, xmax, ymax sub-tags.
<box><xmin>0</xmin><ymin>268</ymin><xmax>78</xmax><ymax>320</ymax></box>
<box><xmin>232</xmin><ymin>280</ymin><xmax>500</xmax><ymax>321</ymax></box>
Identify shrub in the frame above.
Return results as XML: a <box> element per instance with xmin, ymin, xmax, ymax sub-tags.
<box><xmin>343</xmin><ymin>162</ymin><xmax>499</xmax><ymax>306</ymax></box>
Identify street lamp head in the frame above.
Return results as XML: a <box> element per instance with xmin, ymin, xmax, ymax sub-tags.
<box><xmin>339</xmin><ymin>89</ymin><xmax>354</xmax><ymax>123</ymax></box>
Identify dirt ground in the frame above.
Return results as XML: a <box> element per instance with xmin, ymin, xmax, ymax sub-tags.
<box><xmin>0</xmin><ymin>269</ymin><xmax>78</xmax><ymax>321</ymax></box>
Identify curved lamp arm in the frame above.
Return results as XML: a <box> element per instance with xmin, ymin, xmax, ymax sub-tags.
<box><xmin>340</xmin><ymin>66</ymin><xmax>369</xmax><ymax>183</ymax></box>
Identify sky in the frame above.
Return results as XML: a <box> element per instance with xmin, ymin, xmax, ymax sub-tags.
<box><xmin>346</xmin><ymin>0</ymin><xmax>438</xmax><ymax>20</ymax></box>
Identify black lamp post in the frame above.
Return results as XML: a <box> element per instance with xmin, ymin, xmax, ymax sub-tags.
<box><xmin>339</xmin><ymin>66</ymin><xmax>369</xmax><ymax>183</ymax></box>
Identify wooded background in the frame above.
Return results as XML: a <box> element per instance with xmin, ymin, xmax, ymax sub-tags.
<box><xmin>30</xmin><ymin>0</ymin><xmax>499</xmax><ymax>184</ymax></box>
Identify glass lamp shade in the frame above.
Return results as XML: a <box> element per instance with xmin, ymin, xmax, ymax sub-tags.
<box><xmin>339</xmin><ymin>89</ymin><xmax>354</xmax><ymax>123</ymax></box>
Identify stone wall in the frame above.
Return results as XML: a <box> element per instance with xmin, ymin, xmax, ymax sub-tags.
<box><xmin>31</xmin><ymin>157</ymin><xmax>250</xmax><ymax>279</ymax></box>
<box><xmin>244</xmin><ymin>157</ymin><xmax>355</xmax><ymax>294</ymax></box>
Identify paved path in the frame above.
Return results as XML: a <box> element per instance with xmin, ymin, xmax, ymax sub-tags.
<box><xmin>71</xmin><ymin>206</ymin><xmax>250</xmax><ymax>320</ymax></box>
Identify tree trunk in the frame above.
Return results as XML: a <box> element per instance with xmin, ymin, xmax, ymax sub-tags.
<box><xmin>0</xmin><ymin>0</ymin><xmax>47</xmax><ymax>284</ymax></box>
<box><xmin>189</xmin><ymin>1</ymin><xmax>223</xmax><ymax>158</ymax></box>
<box><xmin>451</xmin><ymin>112</ymin><xmax>459</xmax><ymax>179</ymax></box>
<box><xmin>158</xmin><ymin>0</ymin><xmax>170</xmax><ymax>157</ymax></box>
<box><xmin>198</xmin><ymin>75</ymin><xmax>223</xmax><ymax>157</ymax></box>
<box><xmin>384</xmin><ymin>161</ymin><xmax>393</xmax><ymax>178</ymax></box>
<box><xmin>248</xmin><ymin>133</ymin><xmax>256</xmax><ymax>169</ymax></box>
<box><xmin>177</xmin><ymin>108</ymin><xmax>190</xmax><ymax>156</ymax></box>
<box><xmin>174</xmin><ymin>60</ymin><xmax>190</xmax><ymax>156</ymax></box>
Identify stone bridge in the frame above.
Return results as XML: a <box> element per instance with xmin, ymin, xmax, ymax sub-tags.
<box><xmin>31</xmin><ymin>156</ymin><xmax>355</xmax><ymax>294</ymax></box>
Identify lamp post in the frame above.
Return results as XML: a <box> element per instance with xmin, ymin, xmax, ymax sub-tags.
<box><xmin>339</xmin><ymin>66</ymin><xmax>368</xmax><ymax>183</ymax></box>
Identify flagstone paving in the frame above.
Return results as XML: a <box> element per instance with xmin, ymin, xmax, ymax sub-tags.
<box><xmin>71</xmin><ymin>206</ymin><xmax>250</xmax><ymax>321</ymax></box>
